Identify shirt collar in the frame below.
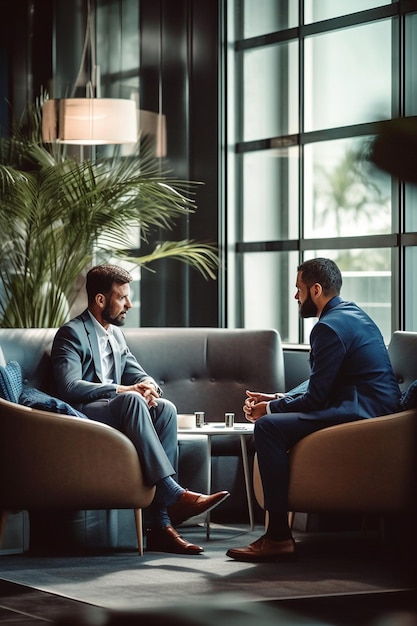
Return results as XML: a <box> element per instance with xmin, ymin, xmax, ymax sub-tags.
<box><xmin>87</xmin><ymin>310</ymin><xmax>114</xmax><ymax>340</ymax></box>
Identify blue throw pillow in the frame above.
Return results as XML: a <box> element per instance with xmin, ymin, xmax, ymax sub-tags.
<box><xmin>400</xmin><ymin>379</ymin><xmax>417</xmax><ymax>410</ymax></box>
<box><xmin>0</xmin><ymin>361</ymin><xmax>23</xmax><ymax>403</ymax></box>
<box><xmin>19</xmin><ymin>386</ymin><xmax>87</xmax><ymax>419</ymax></box>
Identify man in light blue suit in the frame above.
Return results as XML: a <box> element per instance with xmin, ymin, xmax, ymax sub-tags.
<box><xmin>227</xmin><ymin>258</ymin><xmax>401</xmax><ymax>563</ymax></box>
<box><xmin>52</xmin><ymin>264</ymin><xmax>228</xmax><ymax>555</ymax></box>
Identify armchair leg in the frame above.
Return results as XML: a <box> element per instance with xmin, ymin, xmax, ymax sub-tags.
<box><xmin>134</xmin><ymin>508</ymin><xmax>144</xmax><ymax>556</ymax></box>
<box><xmin>0</xmin><ymin>511</ymin><xmax>8</xmax><ymax>548</ymax></box>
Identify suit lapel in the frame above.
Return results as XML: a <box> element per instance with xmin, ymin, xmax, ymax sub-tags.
<box><xmin>81</xmin><ymin>311</ymin><xmax>105</xmax><ymax>383</ymax></box>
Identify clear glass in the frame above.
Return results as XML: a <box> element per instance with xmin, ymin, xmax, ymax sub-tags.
<box><xmin>405</xmin><ymin>184</ymin><xmax>417</xmax><ymax>233</ymax></box>
<box><xmin>242</xmin><ymin>40</ymin><xmax>298</xmax><ymax>141</ymax></box>
<box><xmin>405</xmin><ymin>13</ymin><xmax>417</xmax><ymax>116</ymax></box>
<box><xmin>405</xmin><ymin>247</ymin><xmax>417</xmax><ymax>332</ymax></box>
<box><xmin>243</xmin><ymin>251</ymin><xmax>299</xmax><ymax>342</ymax></box>
<box><xmin>302</xmin><ymin>249</ymin><xmax>392</xmax><ymax>343</ymax></box>
<box><xmin>241</xmin><ymin>0</ymin><xmax>298</xmax><ymax>38</ymax></box>
<box><xmin>97</xmin><ymin>0</ymin><xmax>140</xmax><ymax>100</ymax></box>
<box><xmin>304</xmin><ymin>137</ymin><xmax>392</xmax><ymax>238</ymax></box>
<box><xmin>304</xmin><ymin>0</ymin><xmax>386</xmax><ymax>24</ymax></box>
<box><xmin>304</xmin><ymin>20</ymin><xmax>392</xmax><ymax>132</ymax></box>
<box><xmin>241</xmin><ymin>146</ymin><xmax>299</xmax><ymax>242</ymax></box>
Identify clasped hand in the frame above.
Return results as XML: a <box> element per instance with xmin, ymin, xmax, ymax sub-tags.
<box><xmin>243</xmin><ymin>389</ymin><xmax>285</xmax><ymax>422</ymax></box>
<box><xmin>117</xmin><ymin>381</ymin><xmax>159</xmax><ymax>407</ymax></box>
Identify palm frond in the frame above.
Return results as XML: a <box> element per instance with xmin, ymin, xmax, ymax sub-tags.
<box><xmin>124</xmin><ymin>240</ymin><xmax>219</xmax><ymax>280</ymax></box>
<box><xmin>0</xmin><ymin>96</ymin><xmax>218</xmax><ymax>327</ymax></box>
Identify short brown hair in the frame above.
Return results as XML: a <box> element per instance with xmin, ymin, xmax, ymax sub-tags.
<box><xmin>86</xmin><ymin>265</ymin><xmax>132</xmax><ymax>302</ymax></box>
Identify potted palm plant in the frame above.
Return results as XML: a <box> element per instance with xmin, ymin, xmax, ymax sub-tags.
<box><xmin>0</xmin><ymin>96</ymin><xmax>218</xmax><ymax>328</ymax></box>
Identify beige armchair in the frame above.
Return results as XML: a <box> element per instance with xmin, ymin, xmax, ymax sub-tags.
<box><xmin>0</xmin><ymin>399</ymin><xmax>155</xmax><ymax>555</ymax></box>
<box><xmin>253</xmin><ymin>331</ymin><xmax>417</xmax><ymax>519</ymax></box>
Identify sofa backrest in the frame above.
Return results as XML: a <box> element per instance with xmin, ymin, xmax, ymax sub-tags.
<box><xmin>124</xmin><ymin>328</ymin><xmax>284</xmax><ymax>422</ymax></box>
<box><xmin>0</xmin><ymin>328</ymin><xmax>56</xmax><ymax>393</ymax></box>
<box><xmin>0</xmin><ymin>327</ymin><xmax>284</xmax><ymax>422</ymax></box>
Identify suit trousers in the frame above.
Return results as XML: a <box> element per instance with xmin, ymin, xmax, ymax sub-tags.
<box><xmin>82</xmin><ymin>392</ymin><xmax>178</xmax><ymax>487</ymax></box>
<box><xmin>254</xmin><ymin>412</ymin><xmax>362</xmax><ymax>512</ymax></box>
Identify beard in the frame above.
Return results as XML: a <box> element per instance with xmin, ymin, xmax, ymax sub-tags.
<box><xmin>102</xmin><ymin>305</ymin><xmax>127</xmax><ymax>327</ymax></box>
<box><xmin>299</xmin><ymin>291</ymin><xmax>318</xmax><ymax>318</ymax></box>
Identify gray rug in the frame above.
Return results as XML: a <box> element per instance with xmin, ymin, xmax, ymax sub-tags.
<box><xmin>0</xmin><ymin>525</ymin><xmax>412</xmax><ymax>612</ymax></box>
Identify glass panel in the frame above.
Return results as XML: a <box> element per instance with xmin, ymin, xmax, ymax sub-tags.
<box><xmin>302</xmin><ymin>249</ymin><xmax>392</xmax><ymax>343</ymax></box>
<box><xmin>304</xmin><ymin>20</ymin><xmax>392</xmax><ymax>132</ymax></box>
<box><xmin>241</xmin><ymin>146</ymin><xmax>299</xmax><ymax>241</ymax></box>
<box><xmin>405</xmin><ymin>184</ymin><xmax>417</xmax><ymax>233</ymax></box>
<box><xmin>405</xmin><ymin>13</ymin><xmax>417</xmax><ymax>116</ymax></box>
<box><xmin>304</xmin><ymin>137</ymin><xmax>392</xmax><ymax>238</ymax></box>
<box><xmin>242</xmin><ymin>40</ymin><xmax>298</xmax><ymax>141</ymax></box>
<box><xmin>305</xmin><ymin>0</ymin><xmax>386</xmax><ymax>24</ymax></box>
<box><xmin>97</xmin><ymin>0</ymin><xmax>140</xmax><ymax>100</ymax></box>
<box><xmin>405</xmin><ymin>247</ymin><xmax>417</xmax><ymax>331</ymax></box>
<box><xmin>241</xmin><ymin>0</ymin><xmax>298</xmax><ymax>38</ymax></box>
<box><xmin>243</xmin><ymin>251</ymin><xmax>299</xmax><ymax>342</ymax></box>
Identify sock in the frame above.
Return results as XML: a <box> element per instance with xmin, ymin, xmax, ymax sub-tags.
<box><xmin>156</xmin><ymin>476</ymin><xmax>185</xmax><ymax>507</ymax></box>
<box><xmin>150</xmin><ymin>505</ymin><xmax>172</xmax><ymax>530</ymax></box>
<box><xmin>265</xmin><ymin>511</ymin><xmax>292</xmax><ymax>541</ymax></box>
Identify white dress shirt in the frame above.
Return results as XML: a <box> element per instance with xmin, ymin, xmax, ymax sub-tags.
<box><xmin>88</xmin><ymin>311</ymin><xmax>115</xmax><ymax>384</ymax></box>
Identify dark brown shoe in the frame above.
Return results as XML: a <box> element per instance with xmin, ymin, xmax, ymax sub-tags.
<box><xmin>168</xmin><ymin>489</ymin><xmax>230</xmax><ymax>527</ymax></box>
<box><xmin>146</xmin><ymin>525</ymin><xmax>204</xmax><ymax>555</ymax></box>
<box><xmin>226</xmin><ymin>535</ymin><xmax>297</xmax><ymax>562</ymax></box>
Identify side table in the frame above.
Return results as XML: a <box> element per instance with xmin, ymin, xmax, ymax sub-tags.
<box><xmin>177</xmin><ymin>422</ymin><xmax>255</xmax><ymax>539</ymax></box>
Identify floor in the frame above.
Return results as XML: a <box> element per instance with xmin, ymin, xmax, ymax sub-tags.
<box><xmin>1</xmin><ymin>578</ymin><xmax>416</xmax><ymax>626</ymax></box>
<box><xmin>1</xmin><ymin>517</ymin><xmax>416</xmax><ymax>625</ymax></box>
<box><xmin>0</xmin><ymin>579</ymin><xmax>94</xmax><ymax>624</ymax></box>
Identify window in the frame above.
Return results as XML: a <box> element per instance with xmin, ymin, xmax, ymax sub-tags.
<box><xmin>304</xmin><ymin>20</ymin><xmax>392</xmax><ymax>132</ymax></box>
<box><xmin>226</xmin><ymin>0</ymin><xmax>417</xmax><ymax>344</ymax></box>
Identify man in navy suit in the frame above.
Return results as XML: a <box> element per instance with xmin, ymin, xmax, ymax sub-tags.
<box><xmin>52</xmin><ymin>264</ymin><xmax>228</xmax><ymax>555</ymax></box>
<box><xmin>227</xmin><ymin>257</ymin><xmax>401</xmax><ymax>562</ymax></box>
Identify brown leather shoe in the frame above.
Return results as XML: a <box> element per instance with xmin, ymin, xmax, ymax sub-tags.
<box><xmin>146</xmin><ymin>525</ymin><xmax>204</xmax><ymax>555</ymax></box>
<box><xmin>226</xmin><ymin>535</ymin><xmax>297</xmax><ymax>562</ymax></box>
<box><xmin>168</xmin><ymin>489</ymin><xmax>230</xmax><ymax>527</ymax></box>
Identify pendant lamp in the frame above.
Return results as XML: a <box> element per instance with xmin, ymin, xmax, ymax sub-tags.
<box><xmin>42</xmin><ymin>97</ymin><xmax>137</xmax><ymax>145</ymax></box>
<box><xmin>42</xmin><ymin>0</ymin><xmax>137</xmax><ymax>145</ymax></box>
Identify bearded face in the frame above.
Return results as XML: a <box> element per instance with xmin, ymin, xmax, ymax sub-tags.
<box><xmin>298</xmin><ymin>289</ymin><xmax>318</xmax><ymax>318</ymax></box>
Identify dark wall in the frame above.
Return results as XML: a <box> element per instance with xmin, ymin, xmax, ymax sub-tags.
<box><xmin>0</xmin><ymin>0</ymin><xmax>53</xmax><ymax>123</ymax></box>
<box><xmin>139</xmin><ymin>0</ymin><xmax>220</xmax><ymax>327</ymax></box>
<box><xmin>0</xmin><ymin>0</ymin><xmax>221</xmax><ymax>328</ymax></box>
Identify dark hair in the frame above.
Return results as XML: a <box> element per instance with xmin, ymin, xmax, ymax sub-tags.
<box><xmin>297</xmin><ymin>258</ymin><xmax>342</xmax><ymax>296</ymax></box>
<box><xmin>86</xmin><ymin>265</ymin><xmax>133</xmax><ymax>302</ymax></box>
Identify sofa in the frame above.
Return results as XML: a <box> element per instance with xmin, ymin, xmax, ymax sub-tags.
<box><xmin>0</xmin><ymin>327</ymin><xmax>284</xmax><ymax>554</ymax></box>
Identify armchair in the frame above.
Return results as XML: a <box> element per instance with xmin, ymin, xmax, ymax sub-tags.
<box><xmin>253</xmin><ymin>331</ymin><xmax>417</xmax><ymax>518</ymax></box>
<box><xmin>0</xmin><ymin>399</ymin><xmax>155</xmax><ymax>555</ymax></box>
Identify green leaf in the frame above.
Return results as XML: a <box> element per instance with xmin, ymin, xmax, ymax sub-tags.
<box><xmin>0</xmin><ymin>96</ymin><xmax>218</xmax><ymax>327</ymax></box>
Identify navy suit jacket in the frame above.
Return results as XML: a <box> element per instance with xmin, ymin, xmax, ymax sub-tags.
<box><xmin>51</xmin><ymin>310</ymin><xmax>157</xmax><ymax>409</ymax></box>
<box><xmin>270</xmin><ymin>296</ymin><xmax>401</xmax><ymax>420</ymax></box>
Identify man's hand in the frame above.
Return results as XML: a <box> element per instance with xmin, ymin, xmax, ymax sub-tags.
<box><xmin>243</xmin><ymin>389</ymin><xmax>285</xmax><ymax>422</ymax></box>
<box><xmin>116</xmin><ymin>381</ymin><xmax>159</xmax><ymax>407</ymax></box>
<box><xmin>246</xmin><ymin>390</ymin><xmax>283</xmax><ymax>403</ymax></box>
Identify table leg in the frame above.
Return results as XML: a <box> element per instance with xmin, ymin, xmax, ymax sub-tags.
<box><xmin>206</xmin><ymin>435</ymin><xmax>212</xmax><ymax>540</ymax></box>
<box><xmin>240</xmin><ymin>434</ymin><xmax>254</xmax><ymax>530</ymax></box>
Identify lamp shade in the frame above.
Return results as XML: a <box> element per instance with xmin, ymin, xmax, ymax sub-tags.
<box><xmin>42</xmin><ymin>98</ymin><xmax>138</xmax><ymax>145</ymax></box>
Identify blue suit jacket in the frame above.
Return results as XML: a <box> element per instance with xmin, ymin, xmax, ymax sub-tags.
<box><xmin>270</xmin><ymin>296</ymin><xmax>401</xmax><ymax>420</ymax></box>
<box><xmin>51</xmin><ymin>310</ymin><xmax>157</xmax><ymax>409</ymax></box>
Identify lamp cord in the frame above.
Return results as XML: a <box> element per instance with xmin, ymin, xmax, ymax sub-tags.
<box><xmin>70</xmin><ymin>0</ymin><xmax>97</xmax><ymax>98</ymax></box>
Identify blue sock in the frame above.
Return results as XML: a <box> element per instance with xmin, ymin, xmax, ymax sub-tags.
<box><xmin>151</xmin><ymin>505</ymin><xmax>172</xmax><ymax>530</ymax></box>
<box><xmin>156</xmin><ymin>476</ymin><xmax>185</xmax><ymax>507</ymax></box>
